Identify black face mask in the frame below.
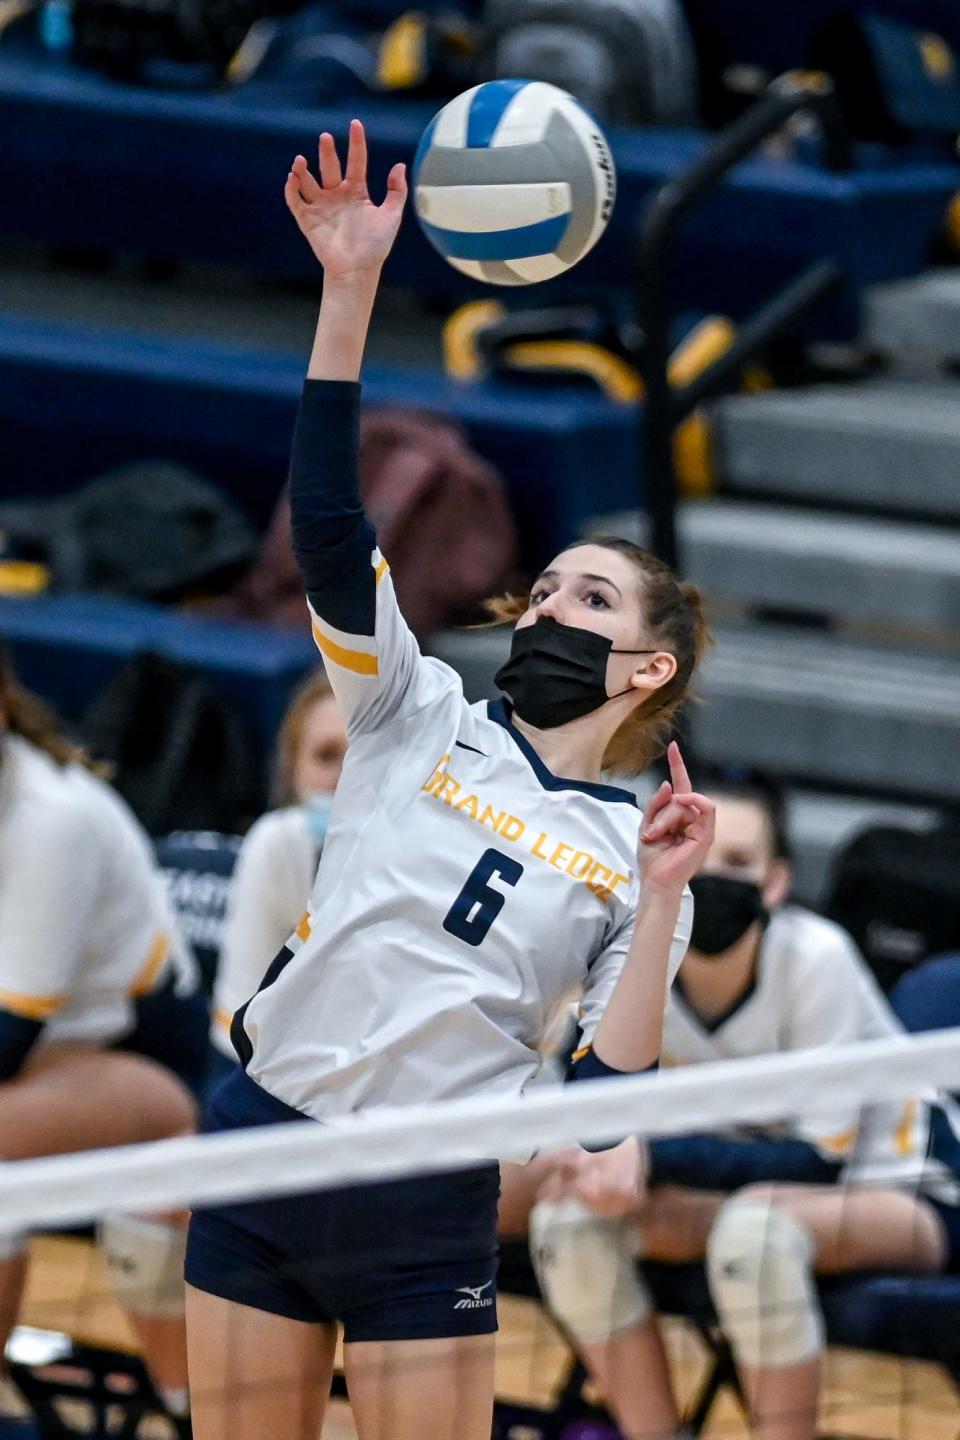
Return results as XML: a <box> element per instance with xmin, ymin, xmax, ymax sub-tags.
<box><xmin>494</xmin><ymin>615</ymin><xmax>655</xmax><ymax>730</ymax></box>
<box><xmin>688</xmin><ymin>874</ymin><xmax>768</xmax><ymax>957</ymax></box>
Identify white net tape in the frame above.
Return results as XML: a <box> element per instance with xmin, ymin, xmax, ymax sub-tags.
<box><xmin>0</xmin><ymin>1028</ymin><xmax>958</xmax><ymax>1235</ymax></box>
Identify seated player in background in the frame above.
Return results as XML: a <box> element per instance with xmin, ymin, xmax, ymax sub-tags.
<box><xmin>528</xmin><ymin>770</ymin><xmax>924</xmax><ymax>1440</ymax></box>
<box><xmin>704</xmin><ymin>1071</ymin><xmax>960</xmax><ymax>1437</ymax></box>
<box><xmin>209</xmin><ymin>669</ymin><xmax>346</xmax><ymax>1088</ymax></box>
<box><xmin>0</xmin><ymin>642</ymin><xmax>206</xmax><ymax>1438</ymax></box>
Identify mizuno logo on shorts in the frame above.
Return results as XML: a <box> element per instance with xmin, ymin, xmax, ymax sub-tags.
<box><xmin>453</xmin><ymin>1281</ymin><xmax>493</xmax><ymax>1310</ymax></box>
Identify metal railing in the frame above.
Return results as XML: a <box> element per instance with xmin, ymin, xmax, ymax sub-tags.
<box><xmin>636</xmin><ymin>74</ymin><xmax>852</xmax><ymax>569</ymax></box>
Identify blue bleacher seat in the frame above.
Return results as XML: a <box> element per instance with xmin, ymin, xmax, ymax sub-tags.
<box><xmin>0</xmin><ymin>314</ymin><xmax>640</xmax><ymax>566</ymax></box>
<box><xmin>0</xmin><ymin>48</ymin><xmax>958</xmax><ymax>330</ymax></box>
<box><xmin>0</xmin><ymin>593</ymin><xmax>317</xmax><ymax>747</ymax></box>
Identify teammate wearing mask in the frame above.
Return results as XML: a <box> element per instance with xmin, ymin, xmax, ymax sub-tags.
<box><xmin>209</xmin><ymin>671</ymin><xmax>346</xmax><ymax>1085</ymax></box>
<box><xmin>184</xmin><ymin>122</ymin><xmax>714</xmax><ymax>1440</ymax></box>
<box><xmin>530</xmin><ymin>772</ymin><xmax>904</xmax><ymax>1440</ymax></box>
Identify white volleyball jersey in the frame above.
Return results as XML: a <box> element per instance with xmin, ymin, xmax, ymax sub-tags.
<box><xmin>234</xmin><ymin>550</ymin><xmax>692</xmax><ymax>1122</ymax></box>
<box><xmin>661</xmin><ymin>906</ymin><xmax>960</xmax><ymax>1203</ymax></box>
<box><xmin>211</xmin><ymin>806</ymin><xmax>318</xmax><ymax>1058</ymax></box>
<box><xmin>0</xmin><ymin>734</ymin><xmax>193</xmax><ymax>1045</ymax></box>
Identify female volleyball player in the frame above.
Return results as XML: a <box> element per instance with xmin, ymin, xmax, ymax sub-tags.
<box><xmin>0</xmin><ymin>644</ymin><xmax>204</xmax><ymax>1435</ymax></box>
<box><xmin>209</xmin><ymin>670</ymin><xmax>346</xmax><ymax>1082</ymax></box>
<box><xmin>184</xmin><ymin>121</ymin><xmax>715</xmax><ymax>1440</ymax></box>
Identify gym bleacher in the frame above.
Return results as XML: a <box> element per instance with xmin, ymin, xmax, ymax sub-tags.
<box><xmin>2</xmin><ymin>0</ymin><xmax>960</xmax><ymax>1435</ymax></box>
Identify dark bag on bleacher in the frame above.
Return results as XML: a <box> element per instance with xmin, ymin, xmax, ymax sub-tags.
<box><xmin>82</xmin><ymin>652</ymin><xmax>264</xmax><ymax>835</ymax></box>
<box><xmin>0</xmin><ymin>462</ymin><xmax>257</xmax><ymax>604</ymax></box>
<box><xmin>813</xmin><ymin>12</ymin><xmax>960</xmax><ymax>144</ymax></box>
<box><xmin>482</xmin><ymin>0</ymin><xmax>698</xmax><ymax>127</ymax></box>
<box><xmin>229</xmin><ymin>408</ymin><xmax>517</xmax><ymax>636</ymax></box>
<box><xmin>826</xmin><ymin>823</ymin><xmax>960</xmax><ymax>994</ymax></box>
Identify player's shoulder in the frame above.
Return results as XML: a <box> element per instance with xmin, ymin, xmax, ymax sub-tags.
<box><xmin>766</xmin><ymin>905</ymin><xmax>866</xmax><ymax>981</ymax></box>
<box><xmin>3</xmin><ymin>734</ymin><xmax>102</xmax><ymax>831</ymax></box>
<box><xmin>239</xmin><ymin>806</ymin><xmax>311</xmax><ymax>862</ymax></box>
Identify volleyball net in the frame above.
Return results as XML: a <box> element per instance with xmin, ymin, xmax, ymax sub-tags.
<box><xmin>3</xmin><ymin>1028</ymin><xmax>959</xmax><ymax>1440</ymax></box>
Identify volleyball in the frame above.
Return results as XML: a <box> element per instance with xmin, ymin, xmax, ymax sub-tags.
<box><xmin>412</xmin><ymin>79</ymin><xmax>617</xmax><ymax>286</ymax></box>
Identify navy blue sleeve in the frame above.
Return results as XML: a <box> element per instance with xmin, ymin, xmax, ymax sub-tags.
<box><xmin>0</xmin><ymin>1010</ymin><xmax>44</xmax><ymax>1082</ymax></box>
<box><xmin>566</xmin><ymin>1049</ymin><xmax>659</xmax><ymax>1152</ymax></box>
<box><xmin>647</xmin><ymin>1133</ymin><xmax>842</xmax><ymax>1191</ymax></box>
<box><xmin>289</xmin><ymin>379</ymin><xmax>378</xmax><ymax>635</ymax></box>
<box><xmin>566</xmin><ymin>1048</ymin><xmax>659</xmax><ymax>1083</ymax></box>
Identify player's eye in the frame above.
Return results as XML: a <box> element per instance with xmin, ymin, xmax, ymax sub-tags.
<box><xmin>530</xmin><ymin>587</ymin><xmax>550</xmax><ymax>605</ymax></box>
<box><xmin>584</xmin><ymin>589</ymin><xmax>610</xmax><ymax>609</ymax></box>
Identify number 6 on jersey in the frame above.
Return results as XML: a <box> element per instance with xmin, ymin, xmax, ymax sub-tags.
<box><xmin>443</xmin><ymin>848</ymin><xmax>524</xmax><ymax>947</ymax></box>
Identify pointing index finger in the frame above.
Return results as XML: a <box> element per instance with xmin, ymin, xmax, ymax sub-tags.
<box><xmin>667</xmin><ymin>741</ymin><xmax>692</xmax><ymax>795</ymax></box>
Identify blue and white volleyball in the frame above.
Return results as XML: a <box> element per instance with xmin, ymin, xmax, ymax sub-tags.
<box><xmin>412</xmin><ymin>80</ymin><xmax>616</xmax><ymax>286</ymax></box>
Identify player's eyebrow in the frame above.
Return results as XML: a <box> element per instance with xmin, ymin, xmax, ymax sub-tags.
<box><xmin>533</xmin><ymin>568</ymin><xmax>623</xmax><ymax>598</ymax></box>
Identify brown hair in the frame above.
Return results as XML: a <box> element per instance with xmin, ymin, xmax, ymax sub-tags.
<box><xmin>272</xmin><ymin>669</ymin><xmax>336</xmax><ymax>806</ymax></box>
<box><xmin>485</xmin><ymin>537</ymin><xmax>711</xmax><ymax>776</ymax></box>
<box><xmin>0</xmin><ymin>640</ymin><xmax>103</xmax><ymax>772</ymax></box>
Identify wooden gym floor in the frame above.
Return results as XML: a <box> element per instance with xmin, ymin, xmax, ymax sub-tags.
<box><xmin>20</xmin><ymin>1237</ymin><xmax>958</xmax><ymax>1439</ymax></box>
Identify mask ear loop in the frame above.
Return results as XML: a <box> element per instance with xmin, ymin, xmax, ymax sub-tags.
<box><xmin>606</xmin><ymin>648</ymin><xmax>662</xmax><ymax>700</ymax></box>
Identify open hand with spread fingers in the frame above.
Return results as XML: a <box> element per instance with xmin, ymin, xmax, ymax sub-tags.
<box><xmin>284</xmin><ymin>119</ymin><xmax>407</xmax><ymax>283</ymax></box>
<box><xmin>637</xmin><ymin>741</ymin><xmax>715</xmax><ymax>898</ymax></box>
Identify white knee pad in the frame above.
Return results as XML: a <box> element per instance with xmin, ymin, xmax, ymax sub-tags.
<box><xmin>706</xmin><ymin>1200</ymin><xmax>824</xmax><ymax>1369</ymax></box>
<box><xmin>99</xmin><ymin>1215</ymin><xmax>187</xmax><ymax>1319</ymax></box>
<box><xmin>529</xmin><ymin>1198</ymin><xmax>652</xmax><ymax>1345</ymax></box>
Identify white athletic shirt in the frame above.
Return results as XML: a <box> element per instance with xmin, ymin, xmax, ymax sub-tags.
<box><xmin>0</xmin><ymin>733</ymin><xmax>193</xmax><ymax>1045</ymax></box>
<box><xmin>662</xmin><ymin>906</ymin><xmax>960</xmax><ymax>1203</ymax></box>
<box><xmin>211</xmin><ymin>806</ymin><xmax>318</xmax><ymax>1059</ymax></box>
<box><xmin>233</xmin><ymin>550</ymin><xmax>692</xmax><ymax>1121</ymax></box>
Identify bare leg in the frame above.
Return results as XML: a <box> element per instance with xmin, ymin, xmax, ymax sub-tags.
<box><xmin>0</xmin><ymin>1047</ymin><xmax>197</xmax><ymax>1408</ymax></box>
<box><xmin>344</xmin><ymin>1333</ymin><xmax>495</xmax><ymax>1440</ymax></box>
<box><xmin>580</xmin><ymin>1318</ymin><xmax>680</xmax><ymax>1440</ymax></box>
<box><xmin>571</xmin><ymin>1186</ymin><xmax>727</xmax><ymax>1440</ymax></box>
<box><xmin>185</xmin><ymin>1285</ymin><xmax>336</xmax><ymax>1440</ymax></box>
<box><xmin>724</xmin><ymin>1184</ymin><xmax>948</xmax><ymax>1440</ymax></box>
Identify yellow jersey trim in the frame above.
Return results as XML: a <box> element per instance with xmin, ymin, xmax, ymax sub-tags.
<box><xmin>130</xmin><ymin>932</ymin><xmax>170</xmax><ymax>997</ymax></box>
<box><xmin>0</xmin><ymin>989</ymin><xmax>67</xmax><ymax>1021</ymax></box>
<box><xmin>375</xmin><ymin>556</ymin><xmax>390</xmax><ymax>585</ymax></box>
<box><xmin>296</xmin><ymin>911</ymin><xmax>312</xmax><ymax>943</ymax></box>
<box><xmin>213</xmin><ymin>1008</ymin><xmax>233</xmax><ymax>1036</ymax></box>
<box><xmin>311</xmin><ymin>621</ymin><xmax>379</xmax><ymax>676</ymax></box>
<box><xmin>571</xmin><ymin>1044</ymin><xmax>591</xmax><ymax>1064</ymax></box>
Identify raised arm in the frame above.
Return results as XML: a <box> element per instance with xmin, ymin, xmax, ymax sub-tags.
<box><xmin>285</xmin><ymin>126</ymin><xmax>448</xmax><ymax>735</ymax></box>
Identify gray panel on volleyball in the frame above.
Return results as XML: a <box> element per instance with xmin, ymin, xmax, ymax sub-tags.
<box><xmin>784</xmin><ymin>790</ymin><xmax>939</xmax><ymax>909</ymax></box>
<box><xmin>424</xmin><ymin>627</ymin><xmax>512</xmax><ymax>703</ymax></box>
<box><xmin>695</xmin><ymin>626</ymin><xmax>960</xmax><ymax>799</ymax></box>
<box><xmin>682</xmin><ymin>501</ymin><xmax>960</xmax><ymax>631</ymax></box>
<box><xmin>864</xmin><ymin>271</ymin><xmax>960</xmax><ymax>362</ymax></box>
<box><xmin>714</xmin><ymin>383</ymin><xmax>960</xmax><ymax>517</ymax></box>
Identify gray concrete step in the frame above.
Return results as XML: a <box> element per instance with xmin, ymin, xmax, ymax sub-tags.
<box><xmin>682</xmin><ymin>500</ymin><xmax>960</xmax><ymax>631</ymax></box>
<box><xmin>694</xmin><ymin>624</ymin><xmax>960</xmax><ymax>800</ymax></box>
<box><xmin>714</xmin><ymin>382</ymin><xmax>960</xmax><ymax>517</ymax></box>
<box><xmin>427</xmin><ymin>622</ymin><xmax>960</xmax><ymax>801</ymax></box>
<box><xmin>864</xmin><ymin>270</ymin><xmax>960</xmax><ymax>363</ymax></box>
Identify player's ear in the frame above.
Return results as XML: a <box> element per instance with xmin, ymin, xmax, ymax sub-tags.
<box><xmin>629</xmin><ymin>651</ymin><xmax>676</xmax><ymax>693</ymax></box>
<box><xmin>762</xmin><ymin>859</ymin><xmax>791</xmax><ymax>911</ymax></box>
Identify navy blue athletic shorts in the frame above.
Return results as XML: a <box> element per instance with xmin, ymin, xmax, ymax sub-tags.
<box><xmin>929</xmin><ymin>1198</ymin><xmax>960</xmax><ymax>1272</ymax></box>
<box><xmin>118</xmin><ymin>971</ymin><xmax>210</xmax><ymax>1100</ymax></box>
<box><xmin>185</xmin><ymin>1068</ymin><xmax>501</xmax><ymax>1342</ymax></box>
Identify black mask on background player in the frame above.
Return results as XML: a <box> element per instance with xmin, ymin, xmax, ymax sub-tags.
<box><xmin>688</xmin><ymin>874</ymin><xmax>768</xmax><ymax>956</ymax></box>
<box><xmin>494</xmin><ymin>616</ymin><xmax>656</xmax><ymax>730</ymax></box>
